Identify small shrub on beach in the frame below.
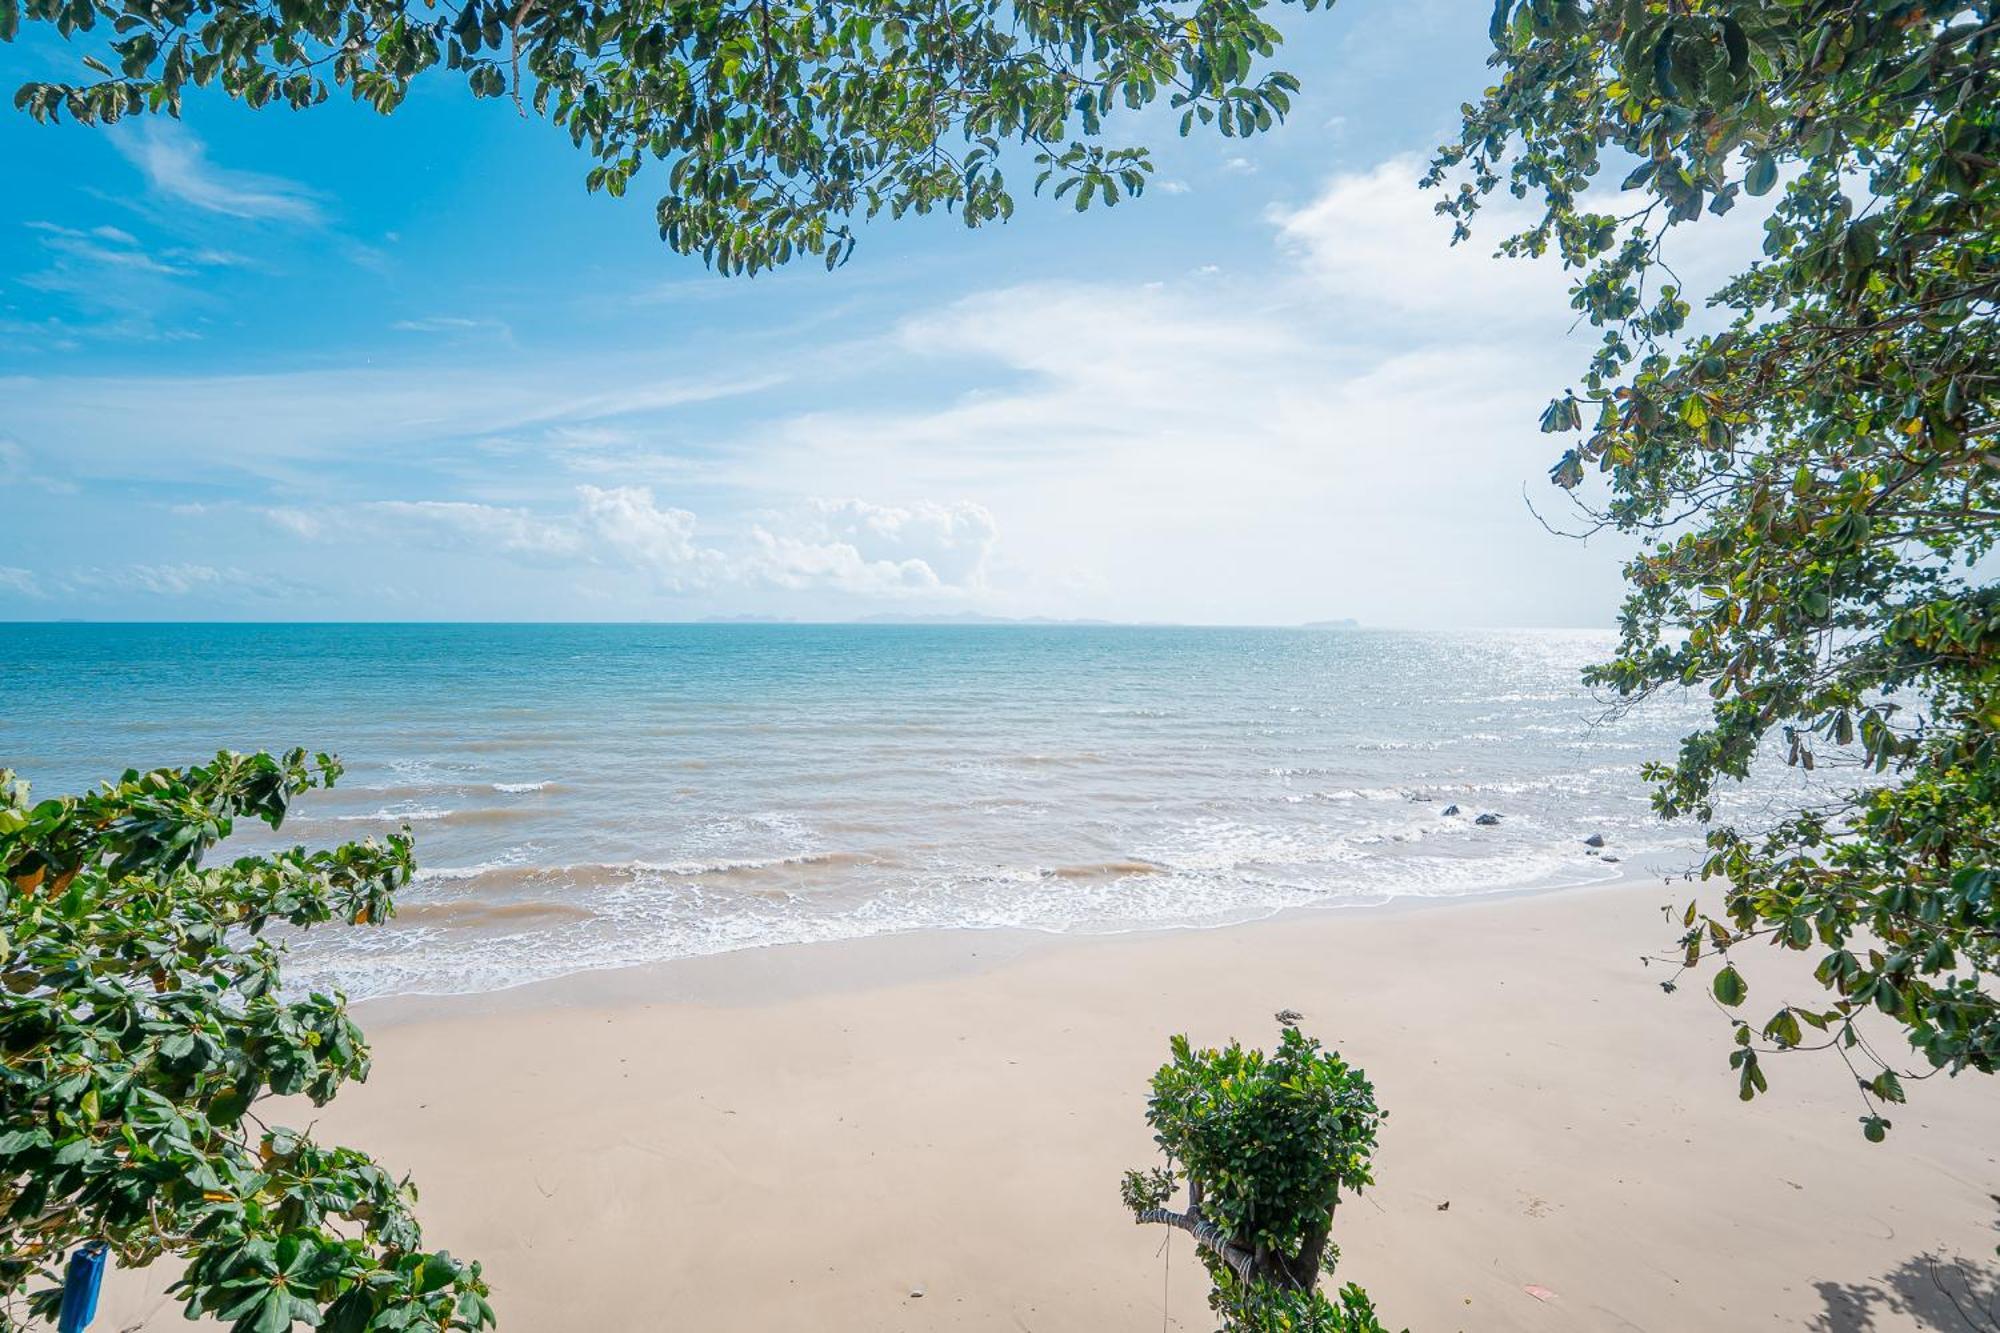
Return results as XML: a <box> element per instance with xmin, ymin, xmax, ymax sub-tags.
<box><xmin>1123</xmin><ymin>1025</ymin><xmax>1393</xmax><ymax>1332</ymax></box>
<box><xmin>0</xmin><ymin>750</ymin><xmax>492</xmax><ymax>1331</ymax></box>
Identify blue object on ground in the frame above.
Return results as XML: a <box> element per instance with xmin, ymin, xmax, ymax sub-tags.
<box><xmin>57</xmin><ymin>1243</ymin><xmax>107</xmax><ymax>1332</ymax></box>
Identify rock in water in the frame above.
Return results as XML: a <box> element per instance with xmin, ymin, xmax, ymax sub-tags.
<box><xmin>1442</xmin><ymin>804</ymin><xmax>1461</xmax><ymax>817</ymax></box>
<box><xmin>1584</xmin><ymin>833</ymin><xmax>1606</xmax><ymax>848</ymax></box>
<box><xmin>1474</xmin><ymin>813</ymin><xmax>1502</xmax><ymax>826</ymax></box>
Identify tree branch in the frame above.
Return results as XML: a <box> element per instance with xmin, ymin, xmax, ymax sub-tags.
<box><xmin>1135</xmin><ymin>1208</ymin><xmax>1258</xmax><ymax>1285</ymax></box>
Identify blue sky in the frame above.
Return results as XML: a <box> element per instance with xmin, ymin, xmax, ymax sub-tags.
<box><xmin>0</xmin><ymin>0</ymin><xmax>1732</xmax><ymax>625</ymax></box>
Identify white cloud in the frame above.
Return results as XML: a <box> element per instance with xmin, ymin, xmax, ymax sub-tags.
<box><xmin>1269</xmin><ymin>156</ymin><xmax>1562</xmax><ymax>323</ymax></box>
<box><xmin>9</xmin><ymin>147</ymin><xmax>1782</xmax><ymax>625</ymax></box>
<box><xmin>391</xmin><ymin>315</ymin><xmax>512</xmax><ymax>338</ymax></box>
<box><xmin>112</xmin><ymin>122</ymin><xmax>323</xmax><ymax>223</ymax></box>
<box><xmin>1270</xmin><ymin>153</ymin><xmax>1776</xmax><ymax>332</ymax></box>
<box><xmin>369</xmin><ymin>500</ymin><xmax>583</xmax><ymax>558</ymax></box>
<box><xmin>168</xmin><ymin>246</ymin><xmax>255</xmax><ymax>269</ymax></box>
<box><xmin>66</xmin><ymin>563</ymin><xmax>302</xmax><ymax>599</ymax></box>
<box><xmin>720</xmin><ymin>260</ymin><xmax>1625</xmax><ymax>625</ymax></box>
<box><xmin>26</xmin><ymin>221</ymin><xmax>186</xmax><ymax>275</ymax></box>
<box><xmin>0</xmin><ymin>363</ymin><xmax>781</xmax><ymax>485</ymax></box>
<box><xmin>0</xmin><ymin>437</ymin><xmax>76</xmax><ymax>495</ymax></box>
<box><xmin>259</xmin><ymin>506</ymin><xmax>325</xmax><ymax>539</ymax></box>
<box><xmin>198</xmin><ymin>488</ymin><xmax>999</xmax><ymax>604</ymax></box>
<box><xmin>576</xmin><ymin>485</ymin><xmax>725</xmax><ymax>590</ymax></box>
<box><xmin>0</xmin><ymin>567</ymin><xmax>45</xmax><ymax>598</ymax></box>
<box><xmin>747</xmin><ymin>499</ymin><xmax>998</xmax><ymax>595</ymax></box>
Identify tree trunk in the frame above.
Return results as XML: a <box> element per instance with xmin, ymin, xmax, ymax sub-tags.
<box><xmin>1138</xmin><ymin>1205</ymin><xmax>1335</xmax><ymax>1294</ymax></box>
<box><xmin>1279</xmin><ymin>1215</ymin><xmax>1332</xmax><ymax>1291</ymax></box>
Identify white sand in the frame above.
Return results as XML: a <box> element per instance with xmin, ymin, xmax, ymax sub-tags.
<box><xmin>100</xmin><ymin>881</ymin><xmax>1998</xmax><ymax>1331</ymax></box>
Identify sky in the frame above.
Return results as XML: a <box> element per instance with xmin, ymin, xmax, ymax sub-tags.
<box><xmin>0</xmin><ymin>0</ymin><xmax>1754</xmax><ymax>626</ymax></box>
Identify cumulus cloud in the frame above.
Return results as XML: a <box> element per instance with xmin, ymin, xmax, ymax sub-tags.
<box><xmin>577</xmin><ymin>485</ymin><xmax>722</xmax><ymax>590</ymax></box>
<box><xmin>748</xmin><ymin>499</ymin><xmax>998</xmax><ymax>596</ymax></box>
<box><xmin>0</xmin><ymin>567</ymin><xmax>45</xmax><ymax>598</ymax></box>
<box><xmin>197</xmin><ymin>488</ymin><xmax>999</xmax><ymax>603</ymax></box>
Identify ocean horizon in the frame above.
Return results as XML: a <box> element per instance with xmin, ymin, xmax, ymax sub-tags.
<box><xmin>3</xmin><ymin>622</ymin><xmax>1736</xmax><ymax>999</ymax></box>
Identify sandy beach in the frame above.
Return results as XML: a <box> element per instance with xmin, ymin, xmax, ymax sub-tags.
<box><xmin>98</xmin><ymin>880</ymin><xmax>1996</xmax><ymax>1331</ymax></box>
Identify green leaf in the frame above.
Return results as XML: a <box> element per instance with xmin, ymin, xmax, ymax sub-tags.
<box><xmin>1712</xmin><ymin>966</ymin><xmax>1747</xmax><ymax>1007</ymax></box>
<box><xmin>1744</xmin><ymin>153</ymin><xmax>1777</xmax><ymax>197</ymax></box>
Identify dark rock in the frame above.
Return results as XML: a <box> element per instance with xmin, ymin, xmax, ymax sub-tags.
<box><xmin>1602</xmin><ymin>855</ymin><xmax>1621</xmax><ymax>864</ymax></box>
<box><xmin>1275</xmin><ymin>1008</ymin><xmax>1304</xmax><ymax>1024</ymax></box>
<box><xmin>1583</xmin><ymin>833</ymin><xmax>1606</xmax><ymax>848</ymax></box>
<box><xmin>1442</xmin><ymin>804</ymin><xmax>1461</xmax><ymax>817</ymax></box>
<box><xmin>1474</xmin><ymin>813</ymin><xmax>1502</xmax><ymax>826</ymax></box>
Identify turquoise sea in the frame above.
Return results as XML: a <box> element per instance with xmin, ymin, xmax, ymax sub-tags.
<box><xmin>3</xmin><ymin>623</ymin><xmax>1732</xmax><ymax>998</ymax></box>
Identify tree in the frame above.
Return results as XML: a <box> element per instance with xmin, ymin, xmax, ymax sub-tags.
<box><xmin>4</xmin><ymin>0</ymin><xmax>1323</xmax><ymax>275</ymax></box>
<box><xmin>0</xmin><ymin>750</ymin><xmax>495</xmax><ymax>1332</ymax></box>
<box><xmin>1430</xmin><ymin>1</ymin><xmax>1999</xmax><ymax>1139</ymax></box>
<box><xmin>1121</xmin><ymin>1025</ymin><xmax>1393</xmax><ymax>1333</ymax></box>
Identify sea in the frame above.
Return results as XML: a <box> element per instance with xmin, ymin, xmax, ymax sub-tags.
<box><xmin>1</xmin><ymin>623</ymin><xmax>1764</xmax><ymax>999</ymax></box>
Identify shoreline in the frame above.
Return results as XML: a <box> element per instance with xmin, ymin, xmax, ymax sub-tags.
<box><xmin>354</xmin><ymin>855</ymin><xmax>1672</xmax><ymax>1020</ymax></box>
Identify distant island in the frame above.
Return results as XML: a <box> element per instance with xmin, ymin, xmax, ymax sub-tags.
<box><xmin>684</xmin><ymin>613</ymin><xmax>1363</xmax><ymax>628</ymax></box>
<box><xmin>857</xmin><ymin>612</ymin><xmax>1122</xmax><ymax>626</ymax></box>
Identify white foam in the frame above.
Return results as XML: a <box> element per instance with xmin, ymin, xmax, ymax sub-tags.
<box><xmin>341</xmin><ymin>804</ymin><xmax>452</xmax><ymax>823</ymax></box>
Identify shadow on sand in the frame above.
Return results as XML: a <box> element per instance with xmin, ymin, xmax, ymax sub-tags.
<box><xmin>1812</xmin><ymin>1198</ymin><xmax>2000</xmax><ymax>1331</ymax></box>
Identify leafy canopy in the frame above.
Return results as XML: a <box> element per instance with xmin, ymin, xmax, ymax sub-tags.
<box><xmin>1433</xmin><ymin>0</ymin><xmax>2000</xmax><ymax>1138</ymax></box>
<box><xmin>1122</xmin><ymin>1025</ymin><xmax>1393</xmax><ymax>1333</ymax></box>
<box><xmin>4</xmin><ymin>0</ymin><xmax>1323</xmax><ymax>273</ymax></box>
<box><xmin>0</xmin><ymin>751</ymin><xmax>494</xmax><ymax>1332</ymax></box>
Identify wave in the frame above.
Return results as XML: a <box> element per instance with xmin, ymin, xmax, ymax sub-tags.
<box><xmin>493</xmin><ymin>780</ymin><xmax>557</xmax><ymax>793</ymax></box>
<box><xmin>622</xmin><ymin>849</ymin><xmax>881</xmax><ymax>880</ymax></box>
<box><xmin>340</xmin><ymin>805</ymin><xmax>452</xmax><ymax>823</ymax></box>
<box><xmin>336</xmin><ymin>805</ymin><xmax>531</xmax><ymax>827</ymax></box>
<box><xmin>412</xmin><ymin>849</ymin><xmax>880</xmax><ymax>889</ymax></box>
<box><xmin>398</xmin><ymin>899</ymin><xmax>595</xmax><ymax>929</ymax></box>
<box><xmin>1040</xmin><ymin>860</ymin><xmax>1162</xmax><ymax>881</ymax></box>
<box><xmin>284</xmin><ymin>837</ymin><xmax>1644</xmax><ymax>1001</ymax></box>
